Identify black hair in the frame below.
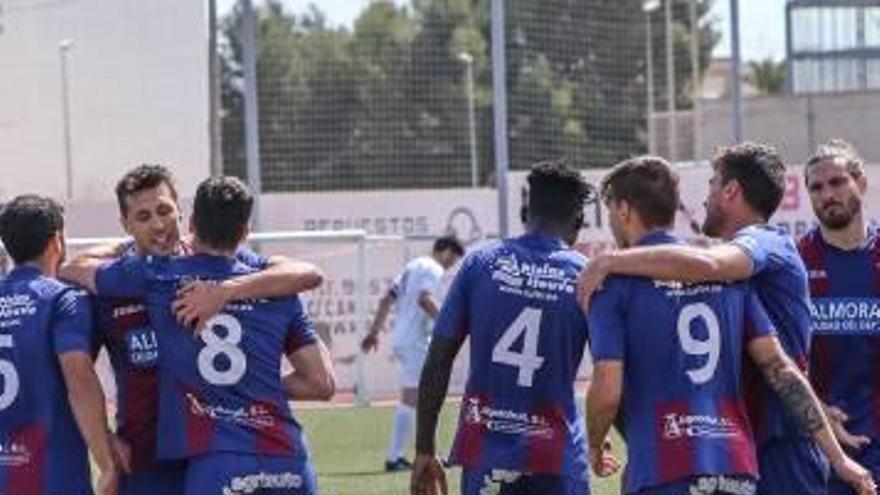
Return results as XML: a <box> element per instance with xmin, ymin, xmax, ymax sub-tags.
<box><xmin>433</xmin><ymin>235</ymin><xmax>464</xmax><ymax>257</ymax></box>
<box><xmin>115</xmin><ymin>164</ymin><xmax>178</xmax><ymax>216</ymax></box>
<box><xmin>193</xmin><ymin>176</ymin><xmax>253</xmax><ymax>250</ymax></box>
<box><xmin>526</xmin><ymin>159</ymin><xmax>593</xmax><ymax>225</ymax></box>
<box><xmin>713</xmin><ymin>142</ymin><xmax>786</xmax><ymax>220</ymax></box>
<box><xmin>0</xmin><ymin>195</ymin><xmax>65</xmax><ymax>264</ymax></box>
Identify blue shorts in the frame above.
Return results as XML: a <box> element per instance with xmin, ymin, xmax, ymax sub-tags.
<box><xmin>184</xmin><ymin>453</ymin><xmax>318</xmax><ymax>495</ymax></box>
<box><xmin>461</xmin><ymin>468</ymin><xmax>589</xmax><ymax>495</ymax></box>
<box><xmin>119</xmin><ymin>464</ymin><xmax>186</xmax><ymax>495</ymax></box>
<box><xmin>757</xmin><ymin>438</ymin><xmax>828</xmax><ymax>495</ymax></box>
<box><xmin>635</xmin><ymin>475</ymin><xmax>756</xmax><ymax>495</ymax></box>
<box><xmin>828</xmin><ymin>441</ymin><xmax>880</xmax><ymax>495</ymax></box>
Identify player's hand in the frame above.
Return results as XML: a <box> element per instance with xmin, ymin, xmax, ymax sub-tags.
<box><xmin>410</xmin><ymin>453</ymin><xmax>447</xmax><ymax>495</ymax></box>
<box><xmin>95</xmin><ymin>464</ymin><xmax>119</xmax><ymax>495</ymax></box>
<box><xmin>577</xmin><ymin>254</ymin><xmax>611</xmax><ymax>313</ymax></box>
<box><xmin>361</xmin><ymin>333</ymin><xmax>379</xmax><ymax>353</ymax></box>
<box><xmin>589</xmin><ymin>441</ymin><xmax>621</xmax><ymax>477</ymax></box>
<box><xmin>827</xmin><ymin>406</ymin><xmax>871</xmax><ymax>451</ymax></box>
<box><xmin>110</xmin><ymin>434</ymin><xmax>132</xmax><ymax>474</ymax></box>
<box><xmin>831</xmin><ymin>454</ymin><xmax>876</xmax><ymax>495</ymax></box>
<box><xmin>172</xmin><ymin>280</ymin><xmax>230</xmax><ymax>331</ymax></box>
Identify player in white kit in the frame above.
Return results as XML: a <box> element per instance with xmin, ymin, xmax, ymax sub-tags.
<box><xmin>361</xmin><ymin>236</ymin><xmax>464</xmax><ymax>471</ymax></box>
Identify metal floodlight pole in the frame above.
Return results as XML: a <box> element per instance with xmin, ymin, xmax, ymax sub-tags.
<box><xmin>644</xmin><ymin>0</ymin><xmax>660</xmax><ymax>155</ymax></box>
<box><xmin>491</xmin><ymin>0</ymin><xmax>510</xmax><ymax>238</ymax></box>
<box><xmin>241</xmin><ymin>0</ymin><xmax>263</xmax><ymax>231</ymax></box>
<box><xmin>689</xmin><ymin>0</ymin><xmax>702</xmax><ymax>159</ymax></box>
<box><xmin>458</xmin><ymin>52</ymin><xmax>479</xmax><ymax>188</ymax></box>
<box><xmin>208</xmin><ymin>0</ymin><xmax>223</xmax><ymax>175</ymax></box>
<box><xmin>729</xmin><ymin>0</ymin><xmax>744</xmax><ymax>143</ymax></box>
<box><xmin>59</xmin><ymin>39</ymin><xmax>74</xmax><ymax>200</ymax></box>
<box><xmin>665</xmin><ymin>0</ymin><xmax>677</xmax><ymax>161</ymax></box>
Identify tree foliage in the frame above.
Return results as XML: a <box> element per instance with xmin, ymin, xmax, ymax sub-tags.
<box><xmin>221</xmin><ymin>0</ymin><xmax>717</xmax><ymax>191</ymax></box>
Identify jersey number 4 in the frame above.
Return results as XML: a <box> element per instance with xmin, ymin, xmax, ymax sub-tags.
<box><xmin>198</xmin><ymin>314</ymin><xmax>247</xmax><ymax>386</ymax></box>
<box><xmin>492</xmin><ymin>307</ymin><xmax>545</xmax><ymax>387</ymax></box>
<box><xmin>677</xmin><ymin>302</ymin><xmax>721</xmax><ymax>384</ymax></box>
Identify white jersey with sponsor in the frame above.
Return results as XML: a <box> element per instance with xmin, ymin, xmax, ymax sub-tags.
<box><xmin>390</xmin><ymin>256</ymin><xmax>443</xmax><ymax>352</ymax></box>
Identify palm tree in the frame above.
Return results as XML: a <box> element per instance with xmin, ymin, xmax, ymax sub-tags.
<box><xmin>747</xmin><ymin>59</ymin><xmax>787</xmax><ymax>95</ymax></box>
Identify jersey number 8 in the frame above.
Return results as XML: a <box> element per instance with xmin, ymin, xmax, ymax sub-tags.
<box><xmin>198</xmin><ymin>314</ymin><xmax>247</xmax><ymax>386</ymax></box>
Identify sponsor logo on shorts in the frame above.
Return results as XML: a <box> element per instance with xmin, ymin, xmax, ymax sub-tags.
<box><xmin>480</xmin><ymin>470</ymin><xmax>521</xmax><ymax>495</ymax></box>
<box><xmin>663</xmin><ymin>413</ymin><xmax>742</xmax><ymax>440</ymax></box>
<box><xmin>221</xmin><ymin>472</ymin><xmax>302</xmax><ymax>495</ymax></box>
<box><xmin>689</xmin><ymin>475</ymin><xmax>755</xmax><ymax>495</ymax></box>
<box><xmin>464</xmin><ymin>397</ymin><xmax>555</xmax><ymax>438</ymax></box>
<box><xmin>0</xmin><ymin>442</ymin><xmax>31</xmax><ymax>467</ymax></box>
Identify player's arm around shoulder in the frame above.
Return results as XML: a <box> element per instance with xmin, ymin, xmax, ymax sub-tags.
<box><xmin>173</xmin><ymin>253</ymin><xmax>323</xmax><ymax>330</ymax></box>
<box><xmin>746</xmin><ymin>336</ymin><xmax>877</xmax><ymax>495</ymax></box>
<box><xmin>578</xmin><ymin>243</ymin><xmax>752</xmax><ymax>311</ymax></box>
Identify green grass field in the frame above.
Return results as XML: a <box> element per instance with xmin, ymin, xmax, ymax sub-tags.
<box><xmin>298</xmin><ymin>404</ymin><xmax>624</xmax><ymax>495</ymax></box>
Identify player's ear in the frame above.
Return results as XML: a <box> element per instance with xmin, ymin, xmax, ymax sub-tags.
<box><xmin>856</xmin><ymin>173</ymin><xmax>867</xmax><ymax>194</ymax></box>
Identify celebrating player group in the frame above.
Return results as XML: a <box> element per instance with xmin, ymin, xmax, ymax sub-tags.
<box><xmin>0</xmin><ymin>139</ymin><xmax>878</xmax><ymax>495</ymax></box>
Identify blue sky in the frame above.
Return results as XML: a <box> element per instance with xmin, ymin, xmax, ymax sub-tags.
<box><xmin>217</xmin><ymin>0</ymin><xmax>788</xmax><ymax>61</ymax></box>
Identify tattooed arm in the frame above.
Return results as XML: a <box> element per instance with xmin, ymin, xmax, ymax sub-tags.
<box><xmin>748</xmin><ymin>336</ymin><xmax>876</xmax><ymax>495</ymax></box>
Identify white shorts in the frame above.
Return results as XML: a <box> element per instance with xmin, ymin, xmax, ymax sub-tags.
<box><xmin>392</xmin><ymin>346</ymin><xmax>427</xmax><ymax>389</ymax></box>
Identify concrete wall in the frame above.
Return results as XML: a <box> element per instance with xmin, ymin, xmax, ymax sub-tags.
<box><xmin>0</xmin><ymin>0</ymin><xmax>209</xmax><ymax>201</ymax></box>
<box><xmin>700</xmin><ymin>91</ymin><xmax>880</xmax><ymax>162</ymax></box>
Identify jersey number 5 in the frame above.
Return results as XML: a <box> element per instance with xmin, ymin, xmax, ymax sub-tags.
<box><xmin>677</xmin><ymin>302</ymin><xmax>721</xmax><ymax>384</ymax></box>
<box><xmin>0</xmin><ymin>335</ymin><xmax>18</xmax><ymax>410</ymax></box>
<box><xmin>198</xmin><ymin>314</ymin><xmax>247</xmax><ymax>386</ymax></box>
<box><xmin>492</xmin><ymin>307</ymin><xmax>545</xmax><ymax>387</ymax></box>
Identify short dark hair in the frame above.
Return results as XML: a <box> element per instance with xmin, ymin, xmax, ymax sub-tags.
<box><xmin>115</xmin><ymin>164</ymin><xmax>178</xmax><ymax>216</ymax></box>
<box><xmin>805</xmin><ymin>139</ymin><xmax>865</xmax><ymax>184</ymax></box>
<box><xmin>0</xmin><ymin>195</ymin><xmax>65</xmax><ymax>264</ymax></box>
<box><xmin>601</xmin><ymin>156</ymin><xmax>679</xmax><ymax>229</ymax></box>
<box><xmin>526</xmin><ymin>159</ymin><xmax>593</xmax><ymax>224</ymax></box>
<box><xmin>712</xmin><ymin>142</ymin><xmax>786</xmax><ymax>220</ymax></box>
<box><xmin>193</xmin><ymin>176</ymin><xmax>253</xmax><ymax>250</ymax></box>
<box><xmin>432</xmin><ymin>235</ymin><xmax>464</xmax><ymax>257</ymax></box>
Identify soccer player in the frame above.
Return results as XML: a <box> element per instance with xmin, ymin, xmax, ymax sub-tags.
<box><xmin>578</xmin><ymin>143</ymin><xmax>873</xmax><ymax>494</ymax></box>
<box><xmin>798</xmin><ymin>140</ymin><xmax>880</xmax><ymax>495</ymax></box>
<box><xmin>66</xmin><ymin>165</ymin><xmax>323</xmax><ymax>495</ymax></box>
<box><xmin>62</xmin><ymin>176</ymin><xmax>334</xmax><ymax>495</ymax></box>
<box><xmin>361</xmin><ymin>236</ymin><xmax>464</xmax><ymax>472</ymax></box>
<box><xmin>411</xmin><ymin>161</ymin><xmax>594</xmax><ymax>495</ymax></box>
<box><xmin>587</xmin><ymin>156</ymin><xmax>872</xmax><ymax>495</ymax></box>
<box><xmin>0</xmin><ymin>195</ymin><xmax>117</xmax><ymax>495</ymax></box>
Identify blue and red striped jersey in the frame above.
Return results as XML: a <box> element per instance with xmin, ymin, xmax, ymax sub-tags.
<box><xmin>589</xmin><ymin>231</ymin><xmax>774</xmax><ymax>493</ymax></box>
<box><xmin>434</xmin><ymin>233</ymin><xmax>590</xmax><ymax>476</ymax></box>
<box><xmin>731</xmin><ymin>224</ymin><xmax>814</xmax><ymax>443</ymax></box>
<box><xmin>95</xmin><ymin>253</ymin><xmax>316</xmax><ymax>461</ymax></box>
<box><xmin>94</xmin><ymin>245</ymin><xmax>270</xmax><ymax>472</ymax></box>
<box><xmin>800</xmin><ymin>227</ymin><xmax>880</xmax><ymax>440</ymax></box>
<box><xmin>0</xmin><ymin>266</ymin><xmax>95</xmax><ymax>495</ymax></box>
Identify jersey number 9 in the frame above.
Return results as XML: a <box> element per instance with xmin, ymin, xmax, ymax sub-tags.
<box><xmin>677</xmin><ymin>303</ymin><xmax>721</xmax><ymax>385</ymax></box>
